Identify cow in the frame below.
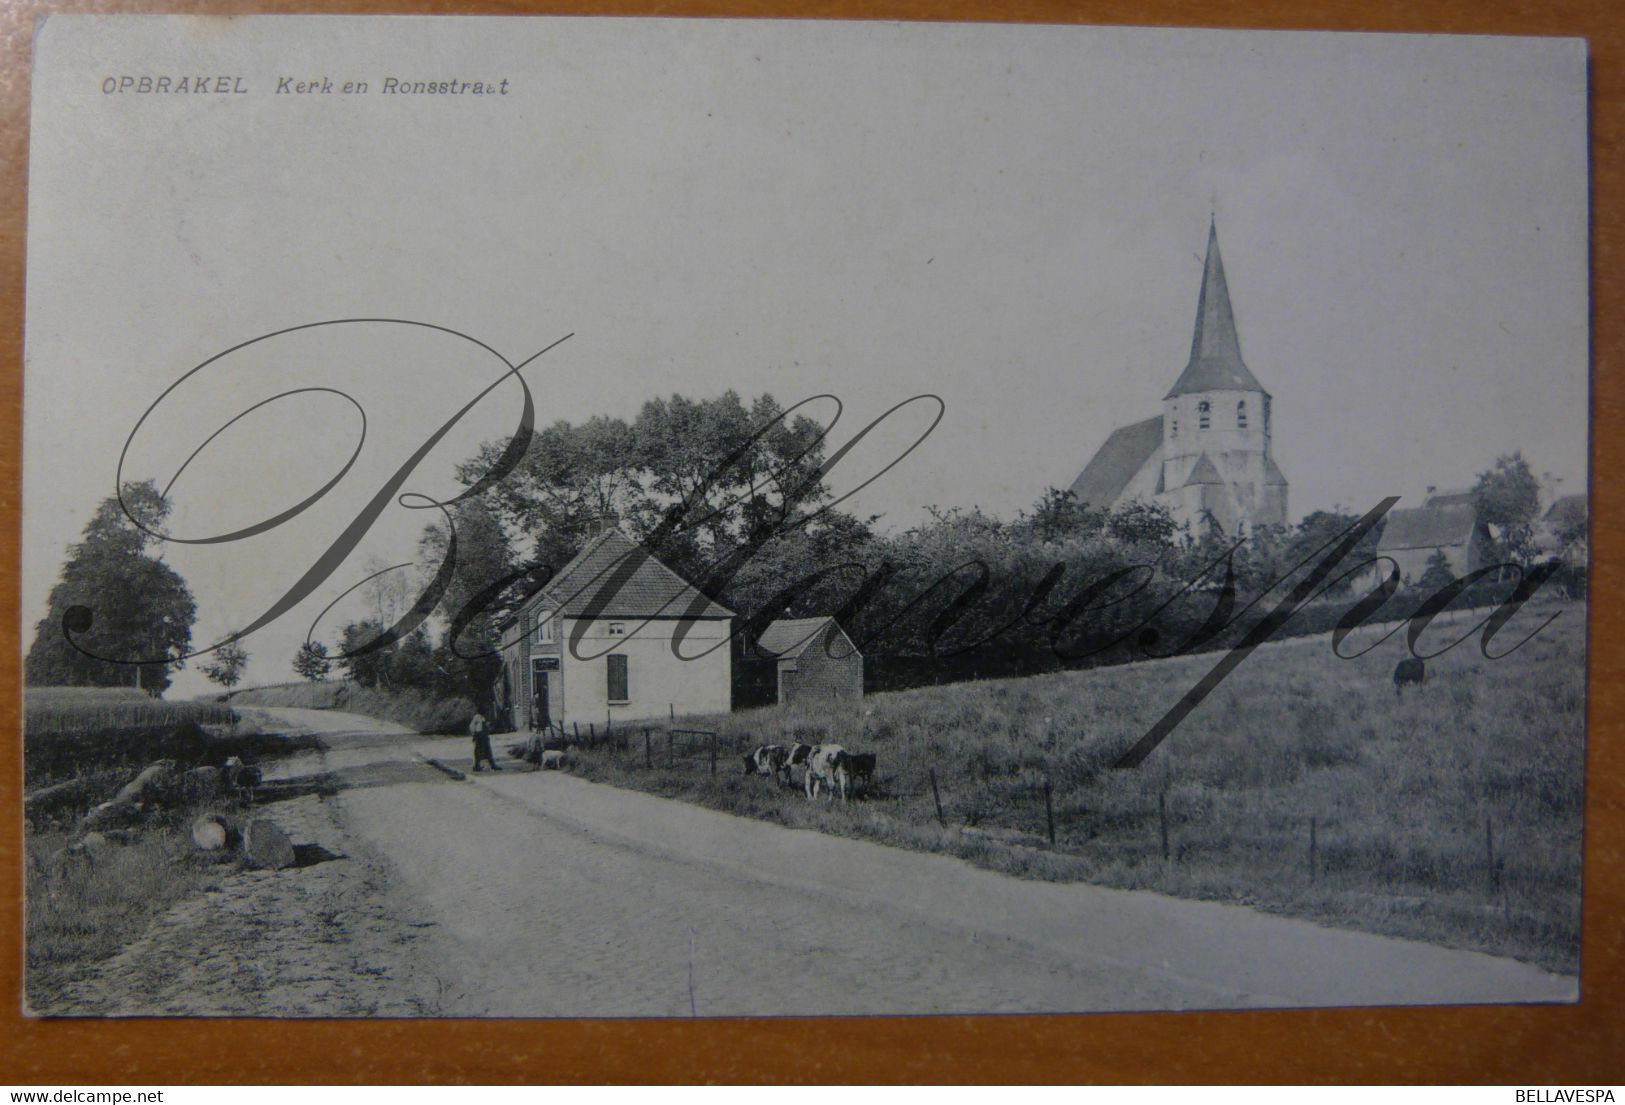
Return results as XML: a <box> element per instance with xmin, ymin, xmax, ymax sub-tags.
<box><xmin>742</xmin><ymin>744</ymin><xmax>791</xmax><ymax>785</ymax></box>
<box><xmin>804</xmin><ymin>744</ymin><xmax>851</xmax><ymax>803</ymax></box>
<box><xmin>846</xmin><ymin>752</ymin><xmax>877</xmax><ymax>795</ymax></box>
<box><xmin>1393</xmin><ymin>657</ymin><xmax>1426</xmax><ymax>699</ymax></box>
<box><xmin>222</xmin><ymin>756</ymin><xmax>261</xmax><ymax>802</ymax></box>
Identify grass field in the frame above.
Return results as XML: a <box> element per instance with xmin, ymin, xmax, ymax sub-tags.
<box><xmin>229</xmin><ymin>681</ymin><xmax>475</xmax><ymax>735</ymax></box>
<box><xmin>565</xmin><ymin>598</ymin><xmax>1585</xmax><ymax>972</ymax></box>
<box><xmin>23</xmin><ymin>685</ymin><xmax>322</xmax><ymax>1004</ymax></box>
<box><xmin>25</xmin><ymin>826</ymin><xmax>226</xmax><ymax>1005</ymax></box>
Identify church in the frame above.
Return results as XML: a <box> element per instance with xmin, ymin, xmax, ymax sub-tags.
<box><xmin>1070</xmin><ymin>221</ymin><xmax>1289</xmax><ymax>537</ymax></box>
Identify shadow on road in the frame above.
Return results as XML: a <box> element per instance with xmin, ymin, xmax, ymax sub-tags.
<box><xmin>255</xmin><ymin>759</ymin><xmax>455</xmax><ymax>806</ymax></box>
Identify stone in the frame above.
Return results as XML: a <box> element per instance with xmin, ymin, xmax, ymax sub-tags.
<box><xmin>183</xmin><ymin>765</ymin><xmax>223</xmax><ymax>801</ymax></box>
<box><xmin>242</xmin><ymin>818</ymin><xmax>296</xmax><ymax>870</ymax></box>
<box><xmin>191</xmin><ymin>814</ymin><xmax>231</xmax><ymax>851</ymax></box>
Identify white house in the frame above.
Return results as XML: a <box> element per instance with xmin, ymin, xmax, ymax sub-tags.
<box><xmin>494</xmin><ymin>528</ymin><xmax>734</xmax><ymax>731</ymax></box>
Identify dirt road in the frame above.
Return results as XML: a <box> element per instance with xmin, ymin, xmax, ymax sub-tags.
<box><xmin>56</xmin><ymin>706</ymin><xmax>1577</xmax><ymax>1017</ymax></box>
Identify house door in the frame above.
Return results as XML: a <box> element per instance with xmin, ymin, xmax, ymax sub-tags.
<box><xmin>531</xmin><ymin>659</ymin><xmax>552</xmax><ymax>730</ymax></box>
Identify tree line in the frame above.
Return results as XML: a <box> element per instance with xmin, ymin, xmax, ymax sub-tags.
<box><xmin>25</xmin><ymin>389</ymin><xmax>1584</xmax><ymax>699</ymax></box>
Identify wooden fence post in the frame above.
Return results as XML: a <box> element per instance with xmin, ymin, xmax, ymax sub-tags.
<box><xmin>929</xmin><ymin>769</ymin><xmax>946</xmax><ymax>829</ymax></box>
<box><xmin>1158</xmin><ymin>791</ymin><xmax>1170</xmax><ymax>862</ymax></box>
<box><xmin>709</xmin><ymin>732</ymin><xmax>718</xmax><ymax>776</ymax></box>
<box><xmin>670</xmin><ymin>703</ymin><xmax>676</xmax><ymax>723</ymax></box>
<box><xmin>1043</xmin><ymin>777</ymin><xmax>1056</xmax><ymax>846</ymax></box>
<box><xmin>573</xmin><ymin>722</ymin><xmax>581</xmax><ymax>744</ymax></box>
<box><xmin>588</xmin><ymin>722</ymin><xmax>596</xmax><ymax>746</ymax></box>
<box><xmin>1309</xmin><ymin>817</ymin><xmax>1318</xmax><ymax>882</ymax></box>
<box><xmin>644</xmin><ymin>728</ymin><xmax>652</xmax><ymax>769</ymax></box>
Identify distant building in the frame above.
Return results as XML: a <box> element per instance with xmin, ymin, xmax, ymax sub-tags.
<box><xmin>494</xmin><ymin>528</ymin><xmax>734</xmax><ymax>731</ymax></box>
<box><xmin>1374</xmin><ymin>494</ymin><xmax>1494</xmax><ymax>586</ymax></box>
<box><xmin>1537</xmin><ymin>493</ymin><xmax>1588</xmax><ymax>563</ymax></box>
<box><xmin>754</xmin><ymin>617</ymin><xmax>863</xmax><ymax>706</ymax></box>
<box><xmin>1071</xmin><ymin>220</ymin><xmax>1288</xmax><ymax>537</ymax></box>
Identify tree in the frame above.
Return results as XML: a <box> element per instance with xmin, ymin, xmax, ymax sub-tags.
<box><xmin>200</xmin><ymin>634</ymin><xmax>250</xmax><ymax>690</ymax></box>
<box><xmin>293</xmin><ymin>640</ymin><xmax>332</xmax><ymax>682</ymax></box>
<box><xmin>1417</xmin><ymin>549</ymin><xmax>1456</xmax><ymax>593</ymax></box>
<box><xmin>1473</xmin><ymin>452</ymin><xmax>1542</xmax><ymax>571</ymax></box>
<box><xmin>1025</xmin><ymin>487</ymin><xmax>1104</xmax><ymax>543</ymax></box>
<box><xmin>1106</xmin><ymin>500</ymin><xmax>1178</xmax><ymax>550</ymax></box>
<box><xmin>336</xmin><ymin>620</ymin><xmax>393</xmax><ymax>688</ymax></box>
<box><xmin>25</xmin><ymin>480</ymin><xmax>196</xmax><ymax>695</ymax></box>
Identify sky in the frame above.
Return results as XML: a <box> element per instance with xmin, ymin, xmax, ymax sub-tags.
<box><xmin>22</xmin><ymin>16</ymin><xmax>1589</xmax><ymax>697</ymax></box>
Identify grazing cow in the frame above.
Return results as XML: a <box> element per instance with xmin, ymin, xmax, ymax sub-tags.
<box><xmin>777</xmin><ymin>742</ymin><xmax>814</xmax><ymax>784</ymax></box>
<box><xmin>743</xmin><ymin>744</ymin><xmax>791</xmax><ymax>785</ymax></box>
<box><xmin>846</xmin><ymin>752</ymin><xmax>877</xmax><ymax>794</ymax></box>
<box><xmin>804</xmin><ymin>744</ymin><xmax>851</xmax><ymax>803</ymax></box>
<box><xmin>1393</xmin><ymin>657</ymin><xmax>1426</xmax><ymax>699</ymax></box>
<box><xmin>222</xmin><ymin>756</ymin><xmax>261</xmax><ymax>802</ymax></box>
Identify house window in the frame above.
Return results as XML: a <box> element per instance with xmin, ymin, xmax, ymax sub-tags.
<box><xmin>1198</xmin><ymin>400</ymin><xmax>1211</xmax><ymax>430</ymax></box>
<box><xmin>533</xmin><ymin>615</ymin><xmax>553</xmax><ymax>644</ymax></box>
<box><xmin>1171</xmin><ymin>418</ymin><xmax>1179</xmax><ymax>438</ymax></box>
<box><xmin>607</xmin><ymin>654</ymin><xmax>629</xmax><ymax>703</ymax></box>
<box><xmin>1236</xmin><ymin>400</ymin><xmax>1247</xmax><ymax>429</ymax></box>
<box><xmin>607</xmin><ymin>621</ymin><xmax>626</xmax><ymax>637</ymax></box>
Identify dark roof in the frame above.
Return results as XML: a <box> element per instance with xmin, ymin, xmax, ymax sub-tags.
<box><xmin>755</xmin><ymin>617</ymin><xmax>859</xmax><ymax>660</ymax></box>
<box><xmin>1068</xmin><ymin>415</ymin><xmax>1163</xmax><ymax>508</ymax></box>
<box><xmin>1423</xmin><ymin>488</ymin><xmax>1474</xmax><ymax>509</ymax></box>
<box><xmin>1265</xmin><ymin>455</ymin><xmax>1289</xmax><ymax>486</ymax></box>
<box><xmin>1544</xmin><ymin>493</ymin><xmax>1587</xmax><ymax>522</ymax></box>
<box><xmin>1377</xmin><ymin>503</ymin><xmax>1479</xmax><ymax>551</ymax></box>
<box><xmin>1164</xmin><ymin>221</ymin><xmax>1269</xmax><ymax>400</ymax></box>
<box><xmin>1183</xmin><ymin>453</ymin><xmax>1222</xmax><ymax>487</ymax></box>
<box><xmin>522</xmin><ymin>528</ymin><xmax>733</xmax><ymax>621</ymax></box>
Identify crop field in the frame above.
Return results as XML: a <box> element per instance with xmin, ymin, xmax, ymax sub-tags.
<box><xmin>567</xmin><ymin>598</ymin><xmax>1586</xmax><ymax>972</ymax></box>
<box><xmin>25</xmin><ymin>686</ymin><xmax>238</xmax><ymax>736</ymax></box>
<box><xmin>24</xmin><ymin>688</ymin><xmax>244</xmax><ymax>787</ymax></box>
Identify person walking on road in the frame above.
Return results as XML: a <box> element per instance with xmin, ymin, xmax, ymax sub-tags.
<box><xmin>470</xmin><ymin>710</ymin><xmax>501</xmax><ymax>772</ymax></box>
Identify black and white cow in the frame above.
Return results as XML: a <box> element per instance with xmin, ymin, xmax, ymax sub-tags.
<box><xmin>742</xmin><ymin>743</ymin><xmax>791</xmax><ymax>786</ymax></box>
<box><xmin>804</xmin><ymin>744</ymin><xmax>851</xmax><ymax>803</ymax></box>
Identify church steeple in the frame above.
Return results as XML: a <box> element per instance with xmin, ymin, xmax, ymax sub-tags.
<box><xmin>1163</xmin><ymin>219</ymin><xmax>1268</xmax><ymax>399</ymax></box>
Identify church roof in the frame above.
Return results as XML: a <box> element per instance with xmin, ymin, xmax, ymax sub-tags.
<box><xmin>518</xmin><ymin>528</ymin><xmax>734</xmax><ymax>621</ymax></box>
<box><xmin>1068</xmin><ymin>415</ymin><xmax>1163</xmax><ymax>508</ymax></box>
<box><xmin>1377</xmin><ymin>503</ymin><xmax>1479</xmax><ymax>551</ymax></box>
<box><xmin>1183</xmin><ymin>453</ymin><xmax>1223</xmax><ymax>487</ymax></box>
<box><xmin>1164</xmin><ymin>221</ymin><xmax>1269</xmax><ymax>400</ymax></box>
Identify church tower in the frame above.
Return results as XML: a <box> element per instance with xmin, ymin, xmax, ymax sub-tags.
<box><xmin>1158</xmin><ymin>220</ymin><xmax>1288</xmax><ymax>535</ymax></box>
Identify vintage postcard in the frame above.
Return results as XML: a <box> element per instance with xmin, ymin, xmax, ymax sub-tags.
<box><xmin>20</xmin><ymin>15</ymin><xmax>1588</xmax><ymax>1017</ymax></box>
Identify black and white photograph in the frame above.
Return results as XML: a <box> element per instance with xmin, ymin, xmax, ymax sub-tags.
<box><xmin>20</xmin><ymin>15</ymin><xmax>1588</xmax><ymax>1018</ymax></box>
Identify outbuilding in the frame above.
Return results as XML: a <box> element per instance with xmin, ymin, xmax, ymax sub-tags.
<box><xmin>755</xmin><ymin>617</ymin><xmax>864</xmax><ymax>706</ymax></box>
